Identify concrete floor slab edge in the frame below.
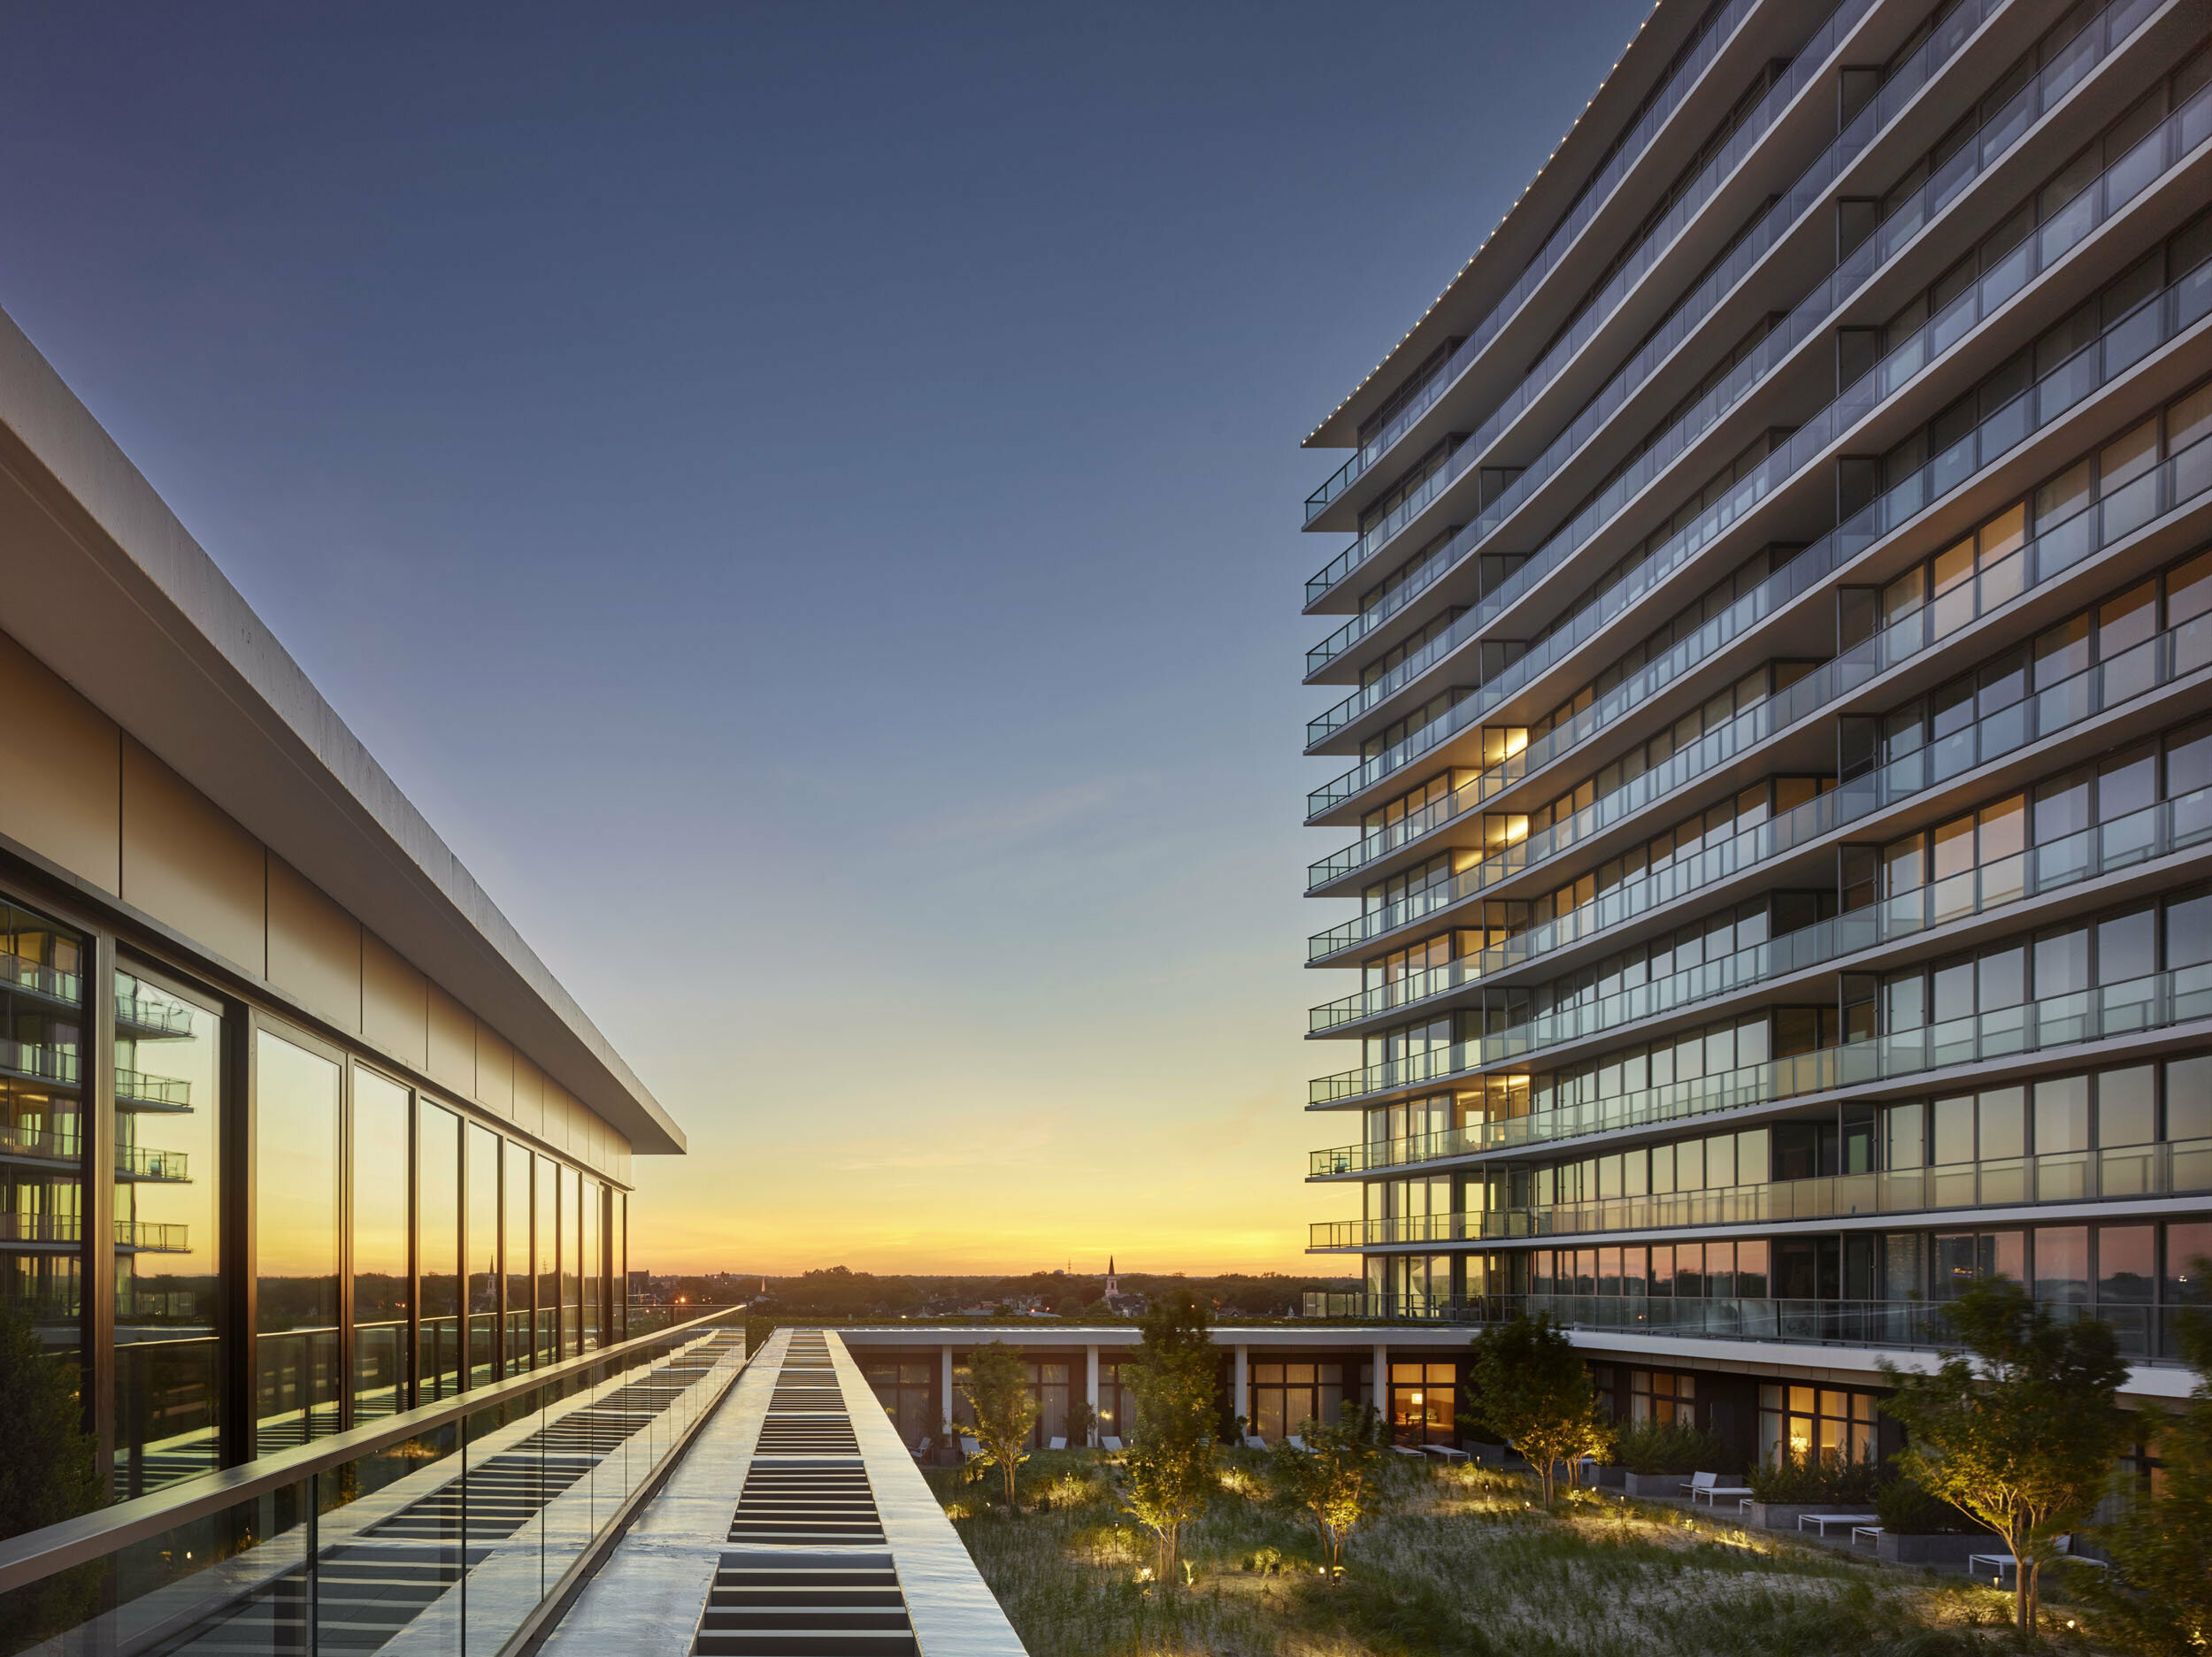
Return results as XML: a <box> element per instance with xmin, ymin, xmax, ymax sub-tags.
<box><xmin>826</xmin><ymin>1330</ymin><xmax>1028</xmax><ymax>1656</ymax></box>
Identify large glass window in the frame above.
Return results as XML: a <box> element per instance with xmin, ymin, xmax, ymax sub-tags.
<box><xmin>417</xmin><ymin>1101</ymin><xmax>461</xmax><ymax>1400</ymax></box>
<box><xmin>1249</xmin><ymin>1362</ymin><xmax>1345</xmax><ymax>1442</ymax></box>
<box><xmin>1758</xmin><ymin>1384</ymin><xmax>1877</xmax><ymax>1466</ymax></box>
<box><xmin>111</xmin><ymin>968</ymin><xmax>220</xmax><ymax>1496</ymax></box>
<box><xmin>585</xmin><ymin>1178</ymin><xmax>604</xmax><ymax>1351</ymax></box>
<box><xmin>562</xmin><ymin>1165</ymin><xmax>581</xmax><ymax>1354</ymax></box>
<box><xmin>1</xmin><ymin>903</ymin><xmax>84</xmax><ymax>1383</ymax></box>
<box><xmin>466</xmin><ymin>1123</ymin><xmax>499</xmax><ymax>1386</ymax></box>
<box><xmin>254</xmin><ymin>1029</ymin><xmax>340</xmax><ymax>1446</ymax></box>
<box><xmin>504</xmin><ymin>1141</ymin><xmax>533</xmax><ymax>1373</ymax></box>
<box><xmin>349</xmin><ymin>1067</ymin><xmax>411</xmax><ymax>1422</ymax></box>
<box><xmin>535</xmin><ymin>1156</ymin><xmax>557</xmax><ymax>1363</ymax></box>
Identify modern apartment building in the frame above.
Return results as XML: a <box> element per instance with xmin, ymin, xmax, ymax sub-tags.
<box><xmin>0</xmin><ymin>294</ymin><xmax>685</xmax><ymax>1507</ymax></box>
<box><xmin>1299</xmin><ymin>0</ymin><xmax>2212</xmax><ymax>1459</ymax></box>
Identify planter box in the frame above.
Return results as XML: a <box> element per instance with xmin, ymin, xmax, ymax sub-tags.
<box><xmin>1623</xmin><ymin>1470</ymin><xmax>1698</xmax><ymax>1499</ymax></box>
<box><xmin>1747</xmin><ymin>1501</ymin><xmax>1831</xmax><ymax>1531</ymax></box>
<box><xmin>1878</xmin><ymin>1531</ymin><xmax>1985</xmax><ymax>1566</ymax></box>
<box><xmin>1578</xmin><ymin>1465</ymin><xmax>1625</xmax><ymax>1489</ymax></box>
<box><xmin>1462</xmin><ymin>1441</ymin><xmax>1517</xmax><ymax>1466</ymax></box>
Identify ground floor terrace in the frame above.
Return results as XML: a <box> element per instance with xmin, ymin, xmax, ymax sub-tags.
<box><xmin>834</xmin><ymin>1322</ymin><xmax>2197</xmax><ymax>1472</ymax></box>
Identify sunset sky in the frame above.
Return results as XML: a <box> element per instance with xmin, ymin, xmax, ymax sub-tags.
<box><xmin>0</xmin><ymin>1</ymin><xmax>1646</xmax><ymax>1273</ymax></box>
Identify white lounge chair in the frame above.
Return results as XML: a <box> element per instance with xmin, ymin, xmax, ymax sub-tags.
<box><xmin>911</xmin><ymin>1436</ymin><xmax>931</xmax><ymax>1458</ymax></box>
<box><xmin>1683</xmin><ymin>1470</ymin><xmax>1753</xmax><ymax>1506</ymax></box>
<box><xmin>1285</xmin><ymin>1434</ymin><xmax>1308</xmax><ymax>1451</ymax></box>
<box><xmin>959</xmin><ymin>1435</ymin><xmax>981</xmax><ymax>1459</ymax></box>
<box><xmin>1799</xmin><ymin>1513</ymin><xmax>1878</xmax><ymax>1538</ymax></box>
<box><xmin>1425</xmin><ymin>1445</ymin><xmax>1469</xmax><ymax>1465</ymax></box>
<box><xmin>1850</xmin><ymin>1524</ymin><xmax>1884</xmax><ymax>1548</ymax></box>
<box><xmin>1243</xmin><ymin>1434</ymin><xmax>1267</xmax><ymax>1450</ymax></box>
<box><xmin>1048</xmin><ymin>1436</ymin><xmax>1066</xmax><ymax>1450</ymax></box>
<box><xmin>1971</xmin><ymin>1536</ymin><xmax>2108</xmax><ymax>1584</ymax></box>
<box><xmin>1099</xmin><ymin>1435</ymin><xmax>1123</xmax><ymax>1451</ymax></box>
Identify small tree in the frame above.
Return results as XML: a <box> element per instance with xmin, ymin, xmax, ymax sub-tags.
<box><xmin>959</xmin><ymin>1342</ymin><xmax>1039</xmax><ymax>1506</ymax></box>
<box><xmin>1119</xmin><ymin>1293</ymin><xmax>1219</xmax><ymax>1583</ymax></box>
<box><xmin>2082</xmin><ymin>1264</ymin><xmax>2212</xmax><ymax>1655</ymax></box>
<box><xmin>1466</xmin><ymin>1311</ymin><xmax>1609</xmax><ymax>1502</ymax></box>
<box><xmin>1878</xmin><ymin>1277</ymin><xmax>2131</xmax><ymax>1637</ymax></box>
<box><xmin>1268</xmin><ymin>1404</ymin><xmax>1389</xmax><ymax>1574</ymax></box>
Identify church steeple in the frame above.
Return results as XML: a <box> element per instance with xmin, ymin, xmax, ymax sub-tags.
<box><xmin>1105</xmin><ymin>1256</ymin><xmax>1118</xmax><ymax>1297</ymax></box>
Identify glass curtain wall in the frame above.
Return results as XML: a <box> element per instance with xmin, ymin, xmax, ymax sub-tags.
<box><xmin>503</xmin><ymin>1140</ymin><xmax>532</xmax><ymax>1374</ymax></box>
<box><xmin>615</xmin><ymin>1190</ymin><xmax>626</xmax><ymax>1343</ymax></box>
<box><xmin>561</xmin><ymin>1166</ymin><xmax>580</xmax><ymax>1354</ymax></box>
<box><xmin>466</xmin><ymin>1122</ymin><xmax>499</xmax><ymax>1385</ymax></box>
<box><xmin>0</xmin><ymin>902</ymin><xmax>84</xmax><ymax>1464</ymax></box>
<box><xmin>417</xmin><ymin>1102</ymin><xmax>461</xmax><ymax>1400</ymax></box>
<box><xmin>580</xmin><ymin>1178</ymin><xmax>599</xmax><ymax>1350</ymax></box>
<box><xmin>350</xmin><ymin>1067</ymin><xmax>411</xmax><ymax>1421</ymax></box>
<box><xmin>253</xmin><ymin>1029</ymin><xmax>340</xmax><ymax>1448</ymax></box>
<box><xmin>535</xmin><ymin>1156</ymin><xmax>557</xmax><ymax>1363</ymax></box>
<box><xmin>113</xmin><ymin>970</ymin><xmax>221</xmax><ymax>1495</ymax></box>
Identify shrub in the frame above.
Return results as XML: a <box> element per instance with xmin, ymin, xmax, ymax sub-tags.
<box><xmin>1611</xmin><ymin>1419</ymin><xmax>1738</xmax><ymax>1476</ymax></box>
<box><xmin>1876</xmin><ymin>1474</ymin><xmax>1975</xmax><ymax>1536</ymax></box>
<box><xmin>1747</xmin><ymin>1446</ymin><xmax>1879</xmax><ymax>1504</ymax></box>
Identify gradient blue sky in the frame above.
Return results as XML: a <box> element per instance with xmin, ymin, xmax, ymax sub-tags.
<box><xmin>0</xmin><ymin>1</ymin><xmax>1647</xmax><ymax>1271</ymax></box>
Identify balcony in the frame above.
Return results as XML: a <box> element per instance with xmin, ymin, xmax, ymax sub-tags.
<box><xmin>0</xmin><ymin>1216</ymin><xmax>188</xmax><ymax>1250</ymax></box>
<box><xmin>0</xmin><ymin>1037</ymin><xmax>78</xmax><ymax>1089</ymax></box>
<box><xmin>1311</xmin><ymin>773</ymin><xmax>2212</xmax><ymax>1040</ymax></box>
<box><xmin>116</xmin><ymin>1067</ymin><xmax>192</xmax><ymax>1111</ymax></box>
<box><xmin>1312</xmin><ymin>1136</ymin><xmax>2212</xmax><ymax>1249</ymax></box>
<box><xmin>117</xmin><ymin>1145</ymin><xmax>190</xmax><ymax>1182</ymax></box>
<box><xmin>1313</xmin><ymin>543</ymin><xmax>2212</xmax><ymax>978</ymax></box>
<box><xmin>0</xmin><ymin>948</ymin><xmax>80</xmax><ymax>1009</ymax></box>
<box><xmin>1304</xmin><ymin>0</ymin><xmax>1998</xmax><ymax>589</ymax></box>
<box><xmin>116</xmin><ymin>988</ymin><xmax>198</xmax><ymax>1038</ymax></box>
<box><xmin>1310</xmin><ymin>967</ymin><xmax>2212</xmax><ymax>1174</ymax></box>
<box><xmin>1302</xmin><ymin>0</ymin><xmax>1767</xmax><ymax>528</ymax></box>
<box><xmin>1304</xmin><ymin>0</ymin><xmax>2175</xmax><ymax>693</ymax></box>
<box><xmin>1296</xmin><ymin>1292</ymin><xmax>2197</xmax><ymax>1363</ymax></box>
<box><xmin>1308</xmin><ymin>63</ymin><xmax>2207</xmax><ymax>817</ymax></box>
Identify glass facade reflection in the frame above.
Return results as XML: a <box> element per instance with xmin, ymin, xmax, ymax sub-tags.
<box><xmin>466</xmin><ymin>1121</ymin><xmax>499</xmax><ymax>1385</ymax></box>
<box><xmin>418</xmin><ymin>1101</ymin><xmax>461</xmax><ymax>1400</ymax></box>
<box><xmin>503</xmin><ymin>1139</ymin><xmax>532</xmax><ymax>1374</ymax></box>
<box><xmin>254</xmin><ymin>1030</ymin><xmax>340</xmax><ymax>1447</ymax></box>
<box><xmin>0</xmin><ymin>884</ymin><xmax>633</xmax><ymax>1506</ymax></box>
<box><xmin>351</xmin><ymin>1067</ymin><xmax>411</xmax><ymax>1421</ymax></box>
<box><xmin>0</xmin><ymin>903</ymin><xmax>82</xmax><ymax>1431</ymax></box>
<box><xmin>113</xmin><ymin>970</ymin><xmax>221</xmax><ymax>1495</ymax></box>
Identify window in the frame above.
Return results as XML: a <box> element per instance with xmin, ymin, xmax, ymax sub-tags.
<box><xmin>1250</xmin><ymin>1362</ymin><xmax>1347</xmax><ymax>1442</ymax></box>
<box><xmin>351</xmin><ymin>1067</ymin><xmax>411</xmax><ymax>1423</ymax></box>
<box><xmin>1628</xmin><ymin>1369</ymin><xmax>1695</xmax><ymax>1425</ymax></box>
<box><xmin>113</xmin><ymin>966</ymin><xmax>221</xmax><ymax>1493</ymax></box>
<box><xmin>257</xmin><ymin>1030</ymin><xmax>342</xmax><ymax>1445</ymax></box>
<box><xmin>467</xmin><ymin>1124</ymin><xmax>501</xmax><ymax>1384</ymax></box>
<box><xmin>1759</xmin><ymin>1384</ymin><xmax>1878</xmax><ymax>1467</ymax></box>
<box><xmin>1389</xmin><ymin>1362</ymin><xmax>1457</xmax><ymax>1446</ymax></box>
<box><xmin>504</xmin><ymin>1142</ymin><xmax>534</xmax><ymax>1372</ymax></box>
<box><xmin>418</xmin><ymin>1101</ymin><xmax>462</xmax><ymax>1400</ymax></box>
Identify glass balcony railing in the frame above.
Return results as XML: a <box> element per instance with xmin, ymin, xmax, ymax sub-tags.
<box><xmin>0</xmin><ymin>1215</ymin><xmax>187</xmax><ymax>1249</ymax></box>
<box><xmin>117</xmin><ymin>1144</ymin><xmax>190</xmax><ymax>1181</ymax></box>
<box><xmin>1302</xmin><ymin>0</ymin><xmax>1766</xmax><ymax>526</ymax></box>
<box><xmin>116</xmin><ymin>1066</ymin><xmax>192</xmax><ymax>1109</ymax></box>
<box><xmin>1306</xmin><ymin>0</ymin><xmax>1971</xmax><ymax>568</ymax></box>
<box><xmin>1310</xmin><ymin>607</ymin><xmax>2212</xmax><ymax>1070</ymax></box>
<box><xmin>1295</xmin><ymin>1292</ymin><xmax>2197</xmax><ymax>1362</ymax></box>
<box><xmin>1309</xmin><ymin>263</ymin><xmax>2212</xmax><ymax>949</ymax></box>
<box><xmin>0</xmin><ymin>1037</ymin><xmax>77</xmax><ymax>1087</ymax></box>
<box><xmin>1310</xmin><ymin>420</ymin><xmax>2212</xmax><ymax>969</ymax></box>
<box><xmin>1310</xmin><ymin>961</ymin><xmax>2212</xmax><ymax>1153</ymax></box>
<box><xmin>115</xmin><ymin>987</ymin><xmax>198</xmax><ymax>1037</ymax></box>
<box><xmin>1314</xmin><ymin>1138</ymin><xmax>2212</xmax><ymax>1245</ymax></box>
<box><xmin>1305</xmin><ymin>0</ymin><xmax>2163</xmax><ymax>681</ymax></box>
<box><xmin>0</xmin><ymin>1311</ymin><xmax>750</xmax><ymax>1657</ymax></box>
<box><xmin>0</xmin><ymin>948</ymin><xmax>80</xmax><ymax>1009</ymax></box>
<box><xmin>1313</xmin><ymin>786</ymin><xmax>2211</xmax><ymax>1035</ymax></box>
<box><xmin>0</xmin><ymin>1122</ymin><xmax>80</xmax><ymax>1162</ymax></box>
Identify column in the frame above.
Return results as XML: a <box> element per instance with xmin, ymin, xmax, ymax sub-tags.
<box><xmin>941</xmin><ymin>1344</ymin><xmax>955</xmax><ymax>1432</ymax></box>
<box><xmin>1233</xmin><ymin>1344</ymin><xmax>1248</xmax><ymax>1433</ymax></box>
<box><xmin>1085</xmin><ymin>1345</ymin><xmax>1100</xmax><ymax>1446</ymax></box>
<box><xmin>1372</xmin><ymin>1340</ymin><xmax>1388</xmax><ymax>1415</ymax></box>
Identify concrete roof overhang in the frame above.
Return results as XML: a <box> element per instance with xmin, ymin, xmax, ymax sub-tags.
<box><xmin>0</xmin><ymin>302</ymin><xmax>685</xmax><ymax>1155</ymax></box>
